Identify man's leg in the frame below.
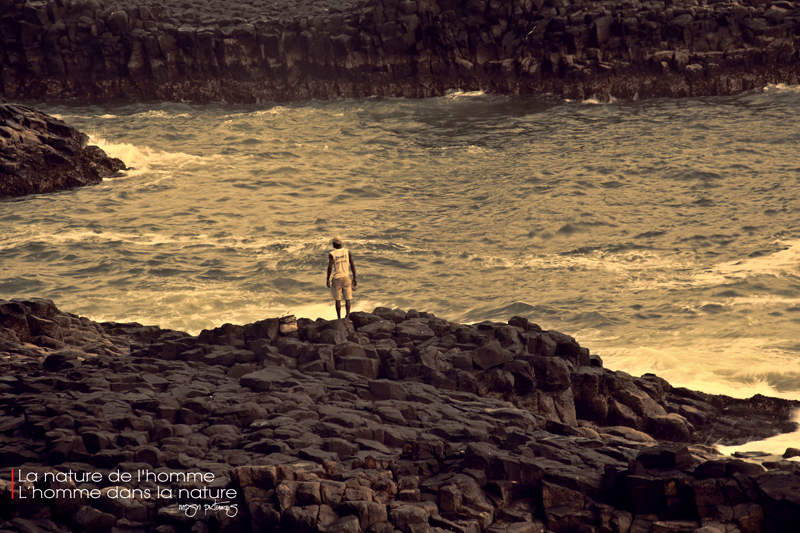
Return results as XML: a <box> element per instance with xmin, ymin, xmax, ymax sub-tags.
<box><xmin>344</xmin><ymin>299</ymin><xmax>351</xmax><ymax>320</ymax></box>
<box><xmin>335</xmin><ymin>300</ymin><xmax>342</xmax><ymax>319</ymax></box>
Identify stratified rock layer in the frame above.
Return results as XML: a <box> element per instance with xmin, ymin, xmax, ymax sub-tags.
<box><xmin>1</xmin><ymin>298</ymin><xmax>799</xmax><ymax>533</ymax></box>
<box><xmin>1</xmin><ymin>0</ymin><xmax>799</xmax><ymax>103</ymax></box>
<box><xmin>0</xmin><ymin>103</ymin><xmax>125</xmax><ymax>199</ymax></box>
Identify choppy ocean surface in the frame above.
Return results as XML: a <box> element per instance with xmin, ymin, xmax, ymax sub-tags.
<box><xmin>3</xmin><ymin>87</ymin><xmax>800</xmax><ymax>450</ymax></box>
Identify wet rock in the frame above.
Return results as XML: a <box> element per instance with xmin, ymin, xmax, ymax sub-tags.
<box><xmin>0</xmin><ymin>106</ymin><xmax>125</xmax><ymax>199</ymax></box>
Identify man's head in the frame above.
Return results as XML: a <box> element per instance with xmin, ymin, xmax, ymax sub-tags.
<box><xmin>332</xmin><ymin>236</ymin><xmax>343</xmax><ymax>248</ymax></box>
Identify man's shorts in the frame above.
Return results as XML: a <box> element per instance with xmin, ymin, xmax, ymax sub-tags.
<box><xmin>330</xmin><ymin>276</ymin><xmax>352</xmax><ymax>301</ymax></box>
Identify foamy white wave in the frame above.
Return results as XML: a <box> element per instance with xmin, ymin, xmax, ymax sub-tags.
<box><xmin>444</xmin><ymin>90</ymin><xmax>486</xmax><ymax>99</ymax></box>
<box><xmin>700</xmin><ymin>239</ymin><xmax>800</xmax><ymax>281</ymax></box>
<box><xmin>98</xmin><ymin>114</ymin><xmax>117</xmax><ymax>119</ymax></box>
<box><xmin>256</xmin><ymin>239</ymin><xmax>329</xmax><ymax>257</ymax></box>
<box><xmin>48</xmin><ymin>114</ymin><xmax>96</xmax><ymax>121</ymax></box>
<box><xmin>580</xmin><ymin>94</ymin><xmax>619</xmax><ymax>105</ymax></box>
<box><xmin>427</xmin><ymin>144</ymin><xmax>490</xmax><ymax>154</ymax></box>
<box><xmin>246</xmin><ymin>106</ymin><xmax>294</xmax><ymax>117</ymax></box>
<box><xmin>71</xmin><ymin>279</ymin><xmax>310</xmax><ymax>333</ymax></box>
<box><xmin>341</xmin><ymin>238</ymin><xmax>418</xmax><ymax>254</ymax></box>
<box><xmin>41</xmin><ymin>230</ymin><xmax>330</xmax><ymax>258</ymax></box>
<box><xmin>599</xmin><ymin>335</ymin><xmax>800</xmax><ymax>400</ymax></box>
<box><xmin>761</xmin><ymin>83</ymin><xmax>800</xmax><ymax>94</ymax></box>
<box><xmin>717</xmin><ymin>410</ymin><xmax>800</xmax><ymax>456</ymax></box>
<box><xmin>81</xmin><ymin>289</ymin><xmax>386</xmax><ymax>336</ymax></box>
<box><xmin>132</xmin><ymin>110</ymin><xmax>191</xmax><ymax>119</ymax></box>
<box><xmin>510</xmin><ymin>242</ymin><xmax>799</xmax><ymax>294</ymax></box>
<box><xmin>681</xmin><ymin>296</ymin><xmax>800</xmax><ymax>321</ymax></box>
<box><xmin>47</xmin><ymin>230</ymin><xmax>245</xmax><ymax>249</ymax></box>
<box><xmin>89</xmin><ymin>137</ymin><xmax>209</xmax><ymax>176</ymax></box>
<box><xmin>516</xmin><ymin>249</ymin><xmax>691</xmax><ymax>278</ymax></box>
<box><xmin>676</xmin><ymin>240</ymin><xmax>800</xmax><ymax>294</ymax></box>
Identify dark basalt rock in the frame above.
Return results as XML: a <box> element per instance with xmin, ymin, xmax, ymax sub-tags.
<box><xmin>0</xmin><ymin>0</ymin><xmax>798</xmax><ymax>103</ymax></box>
<box><xmin>1</xmin><ymin>300</ymin><xmax>800</xmax><ymax>533</ymax></box>
<box><xmin>0</xmin><ymin>104</ymin><xmax>126</xmax><ymax>200</ymax></box>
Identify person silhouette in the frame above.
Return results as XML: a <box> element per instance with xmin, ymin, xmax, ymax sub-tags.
<box><xmin>326</xmin><ymin>236</ymin><xmax>357</xmax><ymax>320</ymax></box>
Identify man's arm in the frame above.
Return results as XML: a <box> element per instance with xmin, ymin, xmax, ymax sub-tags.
<box><xmin>326</xmin><ymin>254</ymin><xmax>333</xmax><ymax>287</ymax></box>
<box><xmin>349</xmin><ymin>251</ymin><xmax>357</xmax><ymax>288</ymax></box>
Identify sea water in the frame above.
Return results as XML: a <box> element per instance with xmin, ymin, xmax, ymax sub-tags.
<box><xmin>3</xmin><ymin>87</ymin><xmax>800</xmax><ymax>452</ymax></box>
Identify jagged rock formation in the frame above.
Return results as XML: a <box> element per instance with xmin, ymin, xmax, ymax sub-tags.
<box><xmin>1</xmin><ymin>0</ymin><xmax>799</xmax><ymax>103</ymax></box>
<box><xmin>1</xmin><ymin>298</ymin><xmax>800</xmax><ymax>533</ymax></box>
<box><xmin>0</xmin><ymin>103</ymin><xmax>126</xmax><ymax>199</ymax></box>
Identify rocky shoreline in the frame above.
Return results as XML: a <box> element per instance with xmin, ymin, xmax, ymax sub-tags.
<box><xmin>1</xmin><ymin>298</ymin><xmax>800</xmax><ymax>533</ymax></box>
<box><xmin>1</xmin><ymin>0</ymin><xmax>799</xmax><ymax>103</ymax></box>
<box><xmin>0</xmin><ymin>103</ymin><xmax>125</xmax><ymax>199</ymax></box>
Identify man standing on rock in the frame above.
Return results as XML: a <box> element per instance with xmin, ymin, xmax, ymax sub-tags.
<box><xmin>326</xmin><ymin>236</ymin><xmax>357</xmax><ymax>321</ymax></box>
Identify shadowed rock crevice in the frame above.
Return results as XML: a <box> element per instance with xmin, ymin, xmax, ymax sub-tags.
<box><xmin>2</xmin><ymin>298</ymin><xmax>800</xmax><ymax>532</ymax></box>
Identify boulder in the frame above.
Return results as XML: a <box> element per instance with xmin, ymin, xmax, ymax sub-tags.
<box><xmin>369</xmin><ymin>379</ymin><xmax>409</xmax><ymax>401</ymax></box>
<box><xmin>472</xmin><ymin>341</ymin><xmax>514</xmax><ymax>370</ymax></box>
<box><xmin>530</xmin><ymin>355</ymin><xmax>571</xmax><ymax>392</ymax></box>
<box><xmin>757</xmin><ymin>472</ymin><xmax>800</xmax><ymax>531</ymax></box>
<box><xmin>0</xmin><ymin>105</ymin><xmax>125</xmax><ymax>199</ymax></box>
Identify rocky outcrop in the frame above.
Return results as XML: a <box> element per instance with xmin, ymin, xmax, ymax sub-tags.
<box><xmin>1</xmin><ymin>298</ymin><xmax>800</xmax><ymax>532</ymax></box>
<box><xmin>0</xmin><ymin>0</ymin><xmax>799</xmax><ymax>103</ymax></box>
<box><xmin>0</xmin><ymin>103</ymin><xmax>126</xmax><ymax>199</ymax></box>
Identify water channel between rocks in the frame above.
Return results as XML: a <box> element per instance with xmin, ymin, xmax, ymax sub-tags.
<box><xmin>3</xmin><ymin>88</ymin><xmax>800</xmax><ymax>452</ymax></box>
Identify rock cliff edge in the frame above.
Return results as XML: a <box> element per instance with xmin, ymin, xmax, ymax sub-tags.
<box><xmin>2</xmin><ymin>0</ymin><xmax>800</xmax><ymax>102</ymax></box>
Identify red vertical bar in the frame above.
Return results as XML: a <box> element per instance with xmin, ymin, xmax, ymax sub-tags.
<box><xmin>11</xmin><ymin>468</ymin><xmax>14</xmax><ymax>499</ymax></box>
